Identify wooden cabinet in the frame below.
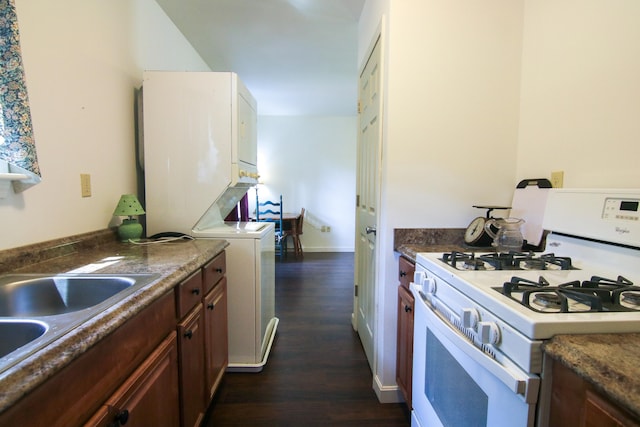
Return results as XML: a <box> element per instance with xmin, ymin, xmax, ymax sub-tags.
<box><xmin>85</xmin><ymin>332</ymin><xmax>180</xmax><ymax>427</ymax></box>
<box><xmin>178</xmin><ymin>304</ymin><xmax>206</xmax><ymax>427</ymax></box>
<box><xmin>0</xmin><ymin>250</ymin><xmax>228</xmax><ymax>427</ymax></box>
<box><xmin>203</xmin><ymin>251</ymin><xmax>226</xmax><ymax>294</ymax></box>
<box><xmin>202</xmin><ymin>252</ymin><xmax>228</xmax><ymax>401</ymax></box>
<box><xmin>176</xmin><ymin>269</ymin><xmax>204</xmax><ymax>318</ymax></box>
<box><xmin>396</xmin><ymin>256</ymin><xmax>415</xmax><ymax>408</ymax></box>
<box><xmin>203</xmin><ymin>277</ymin><xmax>228</xmax><ymax>401</ymax></box>
<box><xmin>398</xmin><ymin>256</ymin><xmax>414</xmax><ymax>289</ymax></box>
<box><xmin>548</xmin><ymin>358</ymin><xmax>640</xmax><ymax>427</ymax></box>
<box><xmin>175</xmin><ymin>251</ymin><xmax>228</xmax><ymax>427</ymax></box>
<box><xmin>0</xmin><ymin>291</ymin><xmax>176</xmax><ymax>427</ymax></box>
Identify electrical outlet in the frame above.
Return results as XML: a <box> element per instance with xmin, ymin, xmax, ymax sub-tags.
<box><xmin>80</xmin><ymin>174</ymin><xmax>91</xmax><ymax>197</ymax></box>
<box><xmin>550</xmin><ymin>171</ymin><xmax>564</xmax><ymax>188</ymax></box>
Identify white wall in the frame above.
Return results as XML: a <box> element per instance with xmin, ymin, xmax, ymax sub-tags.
<box><xmin>516</xmin><ymin>0</ymin><xmax>640</xmax><ymax>187</ymax></box>
<box><xmin>359</xmin><ymin>0</ymin><xmax>640</xmax><ymax>404</ymax></box>
<box><xmin>251</xmin><ymin>115</ymin><xmax>357</xmax><ymax>252</ymax></box>
<box><xmin>0</xmin><ymin>0</ymin><xmax>210</xmax><ymax>250</ymax></box>
<box><xmin>359</xmin><ymin>0</ymin><xmax>524</xmax><ymax>402</ymax></box>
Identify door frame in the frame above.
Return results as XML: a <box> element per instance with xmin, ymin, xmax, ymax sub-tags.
<box><xmin>353</xmin><ymin>21</ymin><xmax>385</xmax><ymax>369</ymax></box>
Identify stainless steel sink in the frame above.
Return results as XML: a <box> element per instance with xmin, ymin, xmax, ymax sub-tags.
<box><xmin>0</xmin><ymin>320</ymin><xmax>48</xmax><ymax>359</ymax></box>
<box><xmin>0</xmin><ymin>273</ymin><xmax>158</xmax><ymax>374</ymax></box>
<box><xmin>0</xmin><ymin>275</ymin><xmax>136</xmax><ymax>317</ymax></box>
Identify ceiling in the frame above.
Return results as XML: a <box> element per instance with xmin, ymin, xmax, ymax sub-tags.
<box><xmin>155</xmin><ymin>0</ymin><xmax>365</xmax><ymax>116</ymax></box>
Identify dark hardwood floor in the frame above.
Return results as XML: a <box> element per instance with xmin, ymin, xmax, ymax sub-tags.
<box><xmin>203</xmin><ymin>252</ymin><xmax>410</xmax><ymax>426</ymax></box>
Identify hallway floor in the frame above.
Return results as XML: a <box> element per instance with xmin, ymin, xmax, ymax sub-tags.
<box><xmin>203</xmin><ymin>252</ymin><xmax>410</xmax><ymax>426</ymax></box>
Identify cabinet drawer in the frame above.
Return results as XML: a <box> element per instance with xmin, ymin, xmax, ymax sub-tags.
<box><xmin>398</xmin><ymin>256</ymin><xmax>415</xmax><ymax>289</ymax></box>
<box><xmin>176</xmin><ymin>270</ymin><xmax>203</xmax><ymax>318</ymax></box>
<box><xmin>84</xmin><ymin>332</ymin><xmax>180</xmax><ymax>427</ymax></box>
<box><xmin>203</xmin><ymin>251</ymin><xmax>226</xmax><ymax>294</ymax></box>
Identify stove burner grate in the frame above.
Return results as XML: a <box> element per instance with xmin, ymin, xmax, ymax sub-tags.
<box><xmin>440</xmin><ymin>251</ymin><xmax>576</xmax><ymax>271</ymax></box>
<box><xmin>497</xmin><ymin>275</ymin><xmax>639</xmax><ymax>313</ymax></box>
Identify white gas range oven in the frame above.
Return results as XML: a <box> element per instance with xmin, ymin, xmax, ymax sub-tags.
<box><xmin>410</xmin><ymin>188</ymin><xmax>640</xmax><ymax>427</ymax></box>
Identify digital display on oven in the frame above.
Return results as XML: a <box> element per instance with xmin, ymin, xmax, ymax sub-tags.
<box><xmin>603</xmin><ymin>197</ymin><xmax>640</xmax><ymax>221</ymax></box>
<box><xmin>620</xmin><ymin>200</ymin><xmax>639</xmax><ymax>212</ymax></box>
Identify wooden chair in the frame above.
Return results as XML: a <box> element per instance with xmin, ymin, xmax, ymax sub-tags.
<box><xmin>283</xmin><ymin>208</ymin><xmax>305</xmax><ymax>259</ymax></box>
<box><xmin>256</xmin><ymin>194</ymin><xmax>284</xmax><ymax>258</ymax></box>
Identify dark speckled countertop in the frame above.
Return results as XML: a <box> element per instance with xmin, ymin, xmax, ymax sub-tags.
<box><xmin>393</xmin><ymin>228</ymin><xmax>483</xmax><ymax>260</ymax></box>
<box><xmin>0</xmin><ymin>229</ymin><xmax>227</xmax><ymax>413</ymax></box>
<box><xmin>543</xmin><ymin>334</ymin><xmax>640</xmax><ymax>419</ymax></box>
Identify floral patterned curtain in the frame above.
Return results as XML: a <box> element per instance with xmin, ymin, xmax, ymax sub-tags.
<box><xmin>0</xmin><ymin>0</ymin><xmax>40</xmax><ymax>192</ymax></box>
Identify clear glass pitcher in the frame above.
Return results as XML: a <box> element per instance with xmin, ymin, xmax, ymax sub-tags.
<box><xmin>484</xmin><ymin>217</ymin><xmax>525</xmax><ymax>253</ymax></box>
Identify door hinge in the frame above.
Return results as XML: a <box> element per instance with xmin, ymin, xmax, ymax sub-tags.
<box><xmin>356</xmin><ymin>194</ymin><xmax>360</xmax><ymax>207</ymax></box>
<box><xmin>354</xmin><ymin>285</ymin><xmax>358</xmax><ymax>297</ymax></box>
<box><xmin>357</xmin><ymin>100</ymin><xmax>361</xmax><ymax>114</ymax></box>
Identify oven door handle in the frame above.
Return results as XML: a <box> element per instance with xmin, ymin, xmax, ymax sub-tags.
<box><xmin>413</xmin><ymin>283</ymin><xmax>540</xmax><ymax>403</ymax></box>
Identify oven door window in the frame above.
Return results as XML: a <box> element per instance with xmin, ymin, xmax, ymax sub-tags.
<box><xmin>426</xmin><ymin>328</ymin><xmax>488</xmax><ymax>426</ymax></box>
<box><xmin>417</xmin><ymin>303</ymin><xmax>537</xmax><ymax>427</ymax></box>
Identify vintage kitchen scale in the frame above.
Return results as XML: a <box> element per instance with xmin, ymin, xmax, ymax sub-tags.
<box><xmin>464</xmin><ymin>205</ymin><xmax>510</xmax><ymax>246</ymax></box>
<box><xmin>464</xmin><ymin>179</ymin><xmax>553</xmax><ymax>249</ymax></box>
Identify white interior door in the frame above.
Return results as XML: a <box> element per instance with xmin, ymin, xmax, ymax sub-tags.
<box><xmin>354</xmin><ymin>35</ymin><xmax>382</xmax><ymax>369</ymax></box>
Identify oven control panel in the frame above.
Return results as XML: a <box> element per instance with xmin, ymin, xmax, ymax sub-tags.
<box><xmin>544</xmin><ymin>189</ymin><xmax>640</xmax><ymax>247</ymax></box>
<box><xmin>603</xmin><ymin>197</ymin><xmax>640</xmax><ymax>222</ymax></box>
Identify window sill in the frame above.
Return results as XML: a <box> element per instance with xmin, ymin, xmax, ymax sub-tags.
<box><xmin>0</xmin><ymin>173</ymin><xmax>29</xmax><ymax>198</ymax></box>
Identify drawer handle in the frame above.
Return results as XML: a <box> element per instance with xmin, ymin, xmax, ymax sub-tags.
<box><xmin>215</xmin><ymin>268</ymin><xmax>223</xmax><ymax>273</ymax></box>
<box><xmin>404</xmin><ymin>305</ymin><xmax>412</xmax><ymax>313</ymax></box>
<box><xmin>400</xmin><ymin>270</ymin><xmax>407</xmax><ymax>277</ymax></box>
<box><xmin>207</xmin><ymin>303</ymin><xmax>215</xmax><ymax>310</ymax></box>
<box><xmin>184</xmin><ymin>330</ymin><xmax>193</xmax><ymax>339</ymax></box>
<box><xmin>191</xmin><ymin>288</ymin><xmax>200</xmax><ymax>296</ymax></box>
<box><xmin>113</xmin><ymin>409</ymin><xmax>129</xmax><ymax>425</ymax></box>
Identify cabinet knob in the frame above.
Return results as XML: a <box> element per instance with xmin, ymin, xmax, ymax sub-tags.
<box><xmin>114</xmin><ymin>409</ymin><xmax>129</xmax><ymax>425</ymax></box>
<box><xmin>191</xmin><ymin>288</ymin><xmax>200</xmax><ymax>295</ymax></box>
<box><xmin>207</xmin><ymin>303</ymin><xmax>215</xmax><ymax>310</ymax></box>
<box><xmin>184</xmin><ymin>330</ymin><xmax>193</xmax><ymax>339</ymax></box>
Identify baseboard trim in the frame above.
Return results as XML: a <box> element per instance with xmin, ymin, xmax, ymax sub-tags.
<box><xmin>373</xmin><ymin>374</ymin><xmax>404</xmax><ymax>404</ymax></box>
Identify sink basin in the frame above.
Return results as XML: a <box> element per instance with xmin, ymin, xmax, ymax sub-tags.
<box><xmin>0</xmin><ymin>275</ymin><xmax>137</xmax><ymax>317</ymax></box>
<box><xmin>0</xmin><ymin>320</ymin><xmax>47</xmax><ymax>359</ymax></box>
<box><xmin>0</xmin><ymin>273</ymin><xmax>158</xmax><ymax>374</ymax></box>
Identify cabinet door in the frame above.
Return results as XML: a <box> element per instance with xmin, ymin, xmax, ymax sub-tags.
<box><xmin>85</xmin><ymin>332</ymin><xmax>180</xmax><ymax>427</ymax></box>
<box><xmin>178</xmin><ymin>305</ymin><xmax>206</xmax><ymax>427</ymax></box>
<box><xmin>583</xmin><ymin>389</ymin><xmax>640</xmax><ymax>427</ymax></box>
<box><xmin>396</xmin><ymin>284</ymin><xmax>415</xmax><ymax>408</ymax></box>
<box><xmin>204</xmin><ymin>277</ymin><xmax>229</xmax><ymax>401</ymax></box>
<box><xmin>549</xmin><ymin>359</ymin><xmax>640</xmax><ymax>427</ymax></box>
